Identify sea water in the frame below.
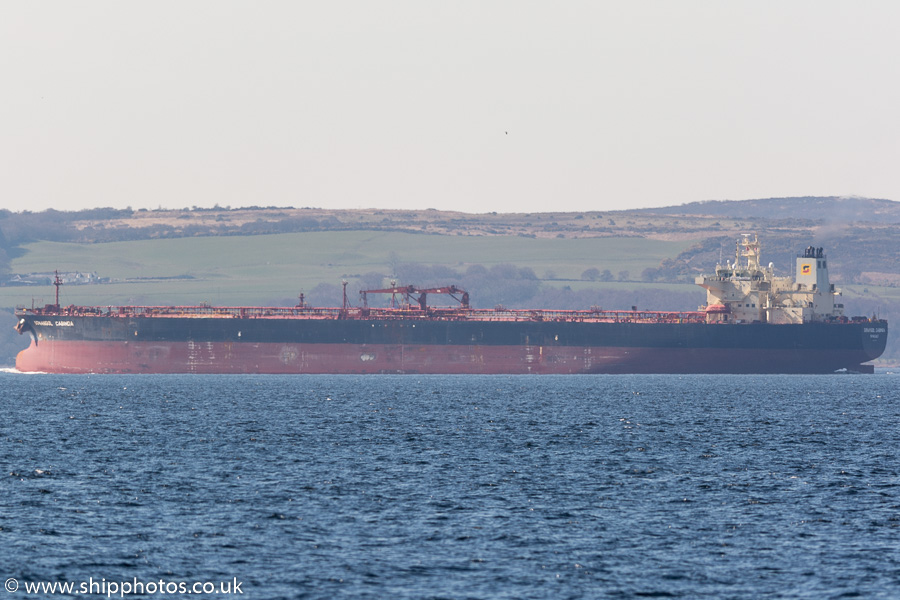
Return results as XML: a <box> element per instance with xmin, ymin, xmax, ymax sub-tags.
<box><xmin>0</xmin><ymin>373</ymin><xmax>898</xmax><ymax>599</ymax></box>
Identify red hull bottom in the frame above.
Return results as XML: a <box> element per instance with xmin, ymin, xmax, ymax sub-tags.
<box><xmin>15</xmin><ymin>340</ymin><xmax>874</xmax><ymax>374</ymax></box>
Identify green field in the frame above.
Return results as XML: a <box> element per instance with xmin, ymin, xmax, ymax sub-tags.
<box><xmin>2</xmin><ymin>232</ymin><xmax>697</xmax><ymax>307</ymax></box>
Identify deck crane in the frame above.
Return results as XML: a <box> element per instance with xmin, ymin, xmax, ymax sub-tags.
<box><xmin>360</xmin><ymin>285</ymin><xmax>469</xmax><ymax>311</ymax></box>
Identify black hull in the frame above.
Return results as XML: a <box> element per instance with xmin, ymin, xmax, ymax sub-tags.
<box><xmin>15</xmin><ymin>315</ymin><xmax>888</xmax><ymax>374</ymax></box>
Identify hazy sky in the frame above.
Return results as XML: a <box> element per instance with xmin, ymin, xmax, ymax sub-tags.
<box><xmin>3</xmin><ymin>1</ymin><xmax>898</xmax><ymax>214</ymax></box>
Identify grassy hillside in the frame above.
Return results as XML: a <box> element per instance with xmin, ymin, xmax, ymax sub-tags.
<box><xmin>2</xmin><ymin>232</ymin><xmax>694</xmax><ymax>308</ymax></box>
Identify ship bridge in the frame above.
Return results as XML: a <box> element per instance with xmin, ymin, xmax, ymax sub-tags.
<box><xmin>696</xmin><ymin>235</ymin><xmax>844</xmax><ymax>325</ymax></box>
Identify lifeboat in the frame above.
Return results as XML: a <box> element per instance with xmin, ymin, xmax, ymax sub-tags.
<box><xmin>705</xmin><ymin>304</ymin><xmax>730</xmax><ymax>313</ymax></box>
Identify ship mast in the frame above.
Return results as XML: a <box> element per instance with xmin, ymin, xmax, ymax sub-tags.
<box><xmin>734</xmin><ymin>233</ymin><xmax>761</xmax><ymax>275</ymax></box>
<box><xmin>54</xmin><ymin>270</ymin><xmax>62</xmax><ymax>309</ymax></box>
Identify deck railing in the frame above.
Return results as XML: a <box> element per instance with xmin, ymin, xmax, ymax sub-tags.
<box><xmin>18</xmin><ymin>303</ymin><xmax>708</xmax><ymax>324</ymax></box>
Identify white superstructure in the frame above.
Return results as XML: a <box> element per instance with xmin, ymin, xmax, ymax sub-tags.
<box><xmin>696</xmin><ymin>234</ymin><xmax>844</xmax><ymax>324</ymax></box>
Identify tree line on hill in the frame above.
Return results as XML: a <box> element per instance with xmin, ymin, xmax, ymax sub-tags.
<box><xmin>287</xmin><ymin>260</ymin><xmax>703</xmax><ymax>313</ymax></box>
<box><xmin>0</xmin><ymin>207</ymin><xmax>343</xmax><ymax>252</ymax></box>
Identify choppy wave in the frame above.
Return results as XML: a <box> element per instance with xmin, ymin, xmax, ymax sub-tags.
<box><xmin>2</xmin><ymin>374</ymin><xmax>898</xmax><ymax>598</ymax></box>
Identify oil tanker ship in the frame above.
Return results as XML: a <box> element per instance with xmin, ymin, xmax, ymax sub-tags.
<box><xmin>13</xmin><ymin>235</ymin><xmax>888</xmax><ymax>374</ymax></box>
